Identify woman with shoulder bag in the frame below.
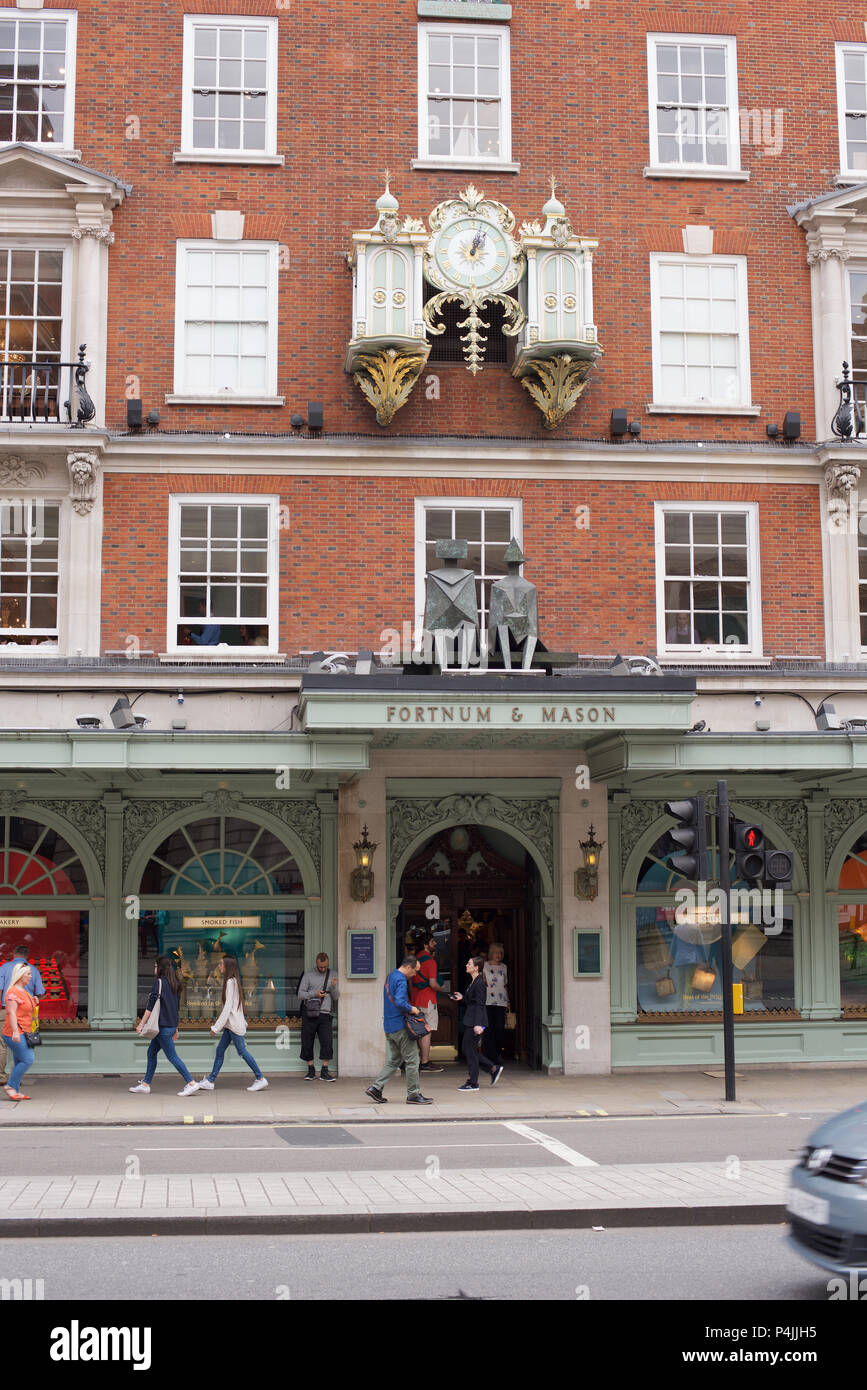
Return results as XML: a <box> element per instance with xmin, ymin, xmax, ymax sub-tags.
<box><xmin>199</xmin><ymin>955</ymin><xmax>268</xmax><ymax>1092</ymax></box>
<box><xmin>453</xmin><ymin>955</ymin><xmax>503</xmax><ymax>1092</ymax></box>
<box><xmin>3</xmin><ymin>961</ymin><xmax>38</xmax><ymax>1101</ymax></box>
<box><xmin>130</xmin><ymin>955</ymin><xmax>200</xmax><ymax>1097</ymax></box>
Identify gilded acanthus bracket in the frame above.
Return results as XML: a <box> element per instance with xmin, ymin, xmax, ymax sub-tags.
<box><xmin>423</xmin><ymin>288</ymin><xmax>525</xmax><ymax>375</ymax></box>
<box><xmin>513</xmin><ymin>352</ymin><xmax>597</xmax><ymax>430</ymax></box>
<box><xmin>351</xmin><ymin>345</ymin><xmax>431</xmax><ymax>427</ymax></box>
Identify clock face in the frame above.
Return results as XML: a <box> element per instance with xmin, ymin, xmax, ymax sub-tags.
<box><xmin>430</xmin><ymin>216</ymin><xmax>516</xmax><ymax>292</ymax></box>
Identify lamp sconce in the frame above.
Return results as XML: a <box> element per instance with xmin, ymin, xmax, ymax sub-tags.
<box><xmin>574</xmin><ymin>823</ymin><xmax>605</xmax><ymax>900</ymax></box>
<box><xmin>350</xmin><ymin>823</ymin><xmax>377</xmax><ymax>903</ymax></box>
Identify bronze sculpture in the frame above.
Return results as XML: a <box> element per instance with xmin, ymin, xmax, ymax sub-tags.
<box><xmin>423</xmin><ymin>538</ymin><xmax>479</xmax><ymax>669</ymax></box>
<box><xmin>488</xmin><ymin>537</ymin><xmax>540</xmax><ymax>671</ymax></box>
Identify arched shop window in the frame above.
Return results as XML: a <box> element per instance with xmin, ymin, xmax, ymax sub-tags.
<box><xmin>838</xmin><ymin>831</ymin><xmax>867</xmax><ymax>1015</ymax></box>
<box><xmin>632</xmin><ymin>816</ymin><xmax>796</xmax><ymax>1018</ymax></box>
<box><xmin>136</xmin><ymin>816</ymin><xmax>306</xmax><ymax>1029</ymax></box>
<box><xmin>0</xmin><ymin>816</ymin><xmax>91</xmax><ymax>1026</ymax></box>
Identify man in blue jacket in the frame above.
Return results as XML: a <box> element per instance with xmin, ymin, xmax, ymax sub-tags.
<box><xmin>365</xmin><ymin>956</ymin><xmax>433</xmax><ymax>1105</ymax></box>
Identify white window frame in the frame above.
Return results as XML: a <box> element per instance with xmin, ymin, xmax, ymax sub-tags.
<box><xmin>167</xmin><ymin>494</ymin><xmax>280</xmax><ymax>658</ymax></box>
<box><xmin>654</xmin><ymin>500</ymin><xmax>763</xmax><ymax>661</ymax></box>
<box><xmin>179</xmin><ymin>13</ymin><xmax>279</xmax><ymax>163</ymax></box>
<box><xmin>858</xmin><ymin>506</ymin><xmax>867</xmax><ymax>657</ymax></box>
<box><xmin>413</xmin><ymin>496</ymin><xmax>523</xmax><ymax>636</ymax></box>
<box><xmin>646</xmin><ymin>32</ymin><xmax>742</xmax><ymax>176</ymax></box>
<box><xmin>0</xmin><ymin>8</ymin><xmax>77</xmax><ymax>155</ymax></box>
<box><xmin>0</xmin><ymin>498</ymin><xmax>60</xmax><ymax>652</ymax></box>
<box><xmin>416</xmin><ymin>22</ymin><xmax>512</xmax><ymax>169</ymax></box>
<box><xmin>836</xmin><ymin>42</ymin><xmax>867</xmax><ymax>181</ymax></box>
<box><xmin>171</xmin><ymin>240</ymin><xmax>280</xmax><ymax>403</ymax></box>
<box><xmin>0</xmin><ymin>239</ymin><xmax>72</xmax><ymax>419</ymax></box>
<box><xmin>649</xmin><ymin>252</ymin><xmax>754</xmax><ymax>412</ymax></box>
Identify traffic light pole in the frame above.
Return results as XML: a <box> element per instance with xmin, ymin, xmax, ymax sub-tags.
<box><xmin>717</xmin><ymin>778</ymin><xmax>736</xmax><ymax>1102</ymax></box>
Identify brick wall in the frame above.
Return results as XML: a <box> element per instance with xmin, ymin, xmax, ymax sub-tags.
<box><xmin>56</xmin><ymin>0</ymin><xmax>842</xmax><ymax>442</ymax></box>
<box><xmin>101</xmin><ymin>472</ymin><xmax>824</xmax><ymax>656</ymax></box>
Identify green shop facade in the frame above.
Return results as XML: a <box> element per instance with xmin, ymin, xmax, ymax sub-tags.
<box><xmin>0</xmin><ymin>672</ymin><xmax>866</xmax><ymax>1074</ymax></box>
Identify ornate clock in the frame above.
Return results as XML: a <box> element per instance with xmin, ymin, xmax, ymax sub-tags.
<box><xmin>423</xmin><ymin>186</ymin><xmax>526</xmax><ymax>374</ymax></box>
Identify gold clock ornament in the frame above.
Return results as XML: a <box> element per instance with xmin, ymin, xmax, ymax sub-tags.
<box><xmin>423</xmin><ymin>186</ymin><xmax>526</xmax><ymax>374</ymax></box>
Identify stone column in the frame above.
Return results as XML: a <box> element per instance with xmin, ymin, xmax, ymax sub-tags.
<box><xmin>809</xmin><ymin>245</ymin><xmax>850</xmax><ymax>437</ymax></box>
<box><xmin>802</xmin><ymin>795</ymin><xmax>839</xmax><ymax>1020</ymax></box>
<box><xmin>337</xmin><ymin>770</ymin><xmax>388</xmax><ymax>1078</ymax></box>
<box><xmin>64</xmin><ymin>451</ymin><xmax>102</xmax><ymax>657</ymax></box>
<box><xmin>72</xmin><ymin>223</ymin><xmax>114</xmax><ymax>427</ymax></box>
<box><xmin>89</xmin><ymin>791</ymin><xmax>136</xmax><ymax>1029</ymax></box>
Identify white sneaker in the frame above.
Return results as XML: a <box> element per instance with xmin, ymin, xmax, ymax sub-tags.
<box><xmin>198</xmin><ymin>1077</ymin><xmax>215</xmax><ymax>1090</ymax></box>
<box><xmin>178</xmin><ymin>1081</ymin><xmax>200</xmax><ymax>1096</ymax></box>
<box><xmin>128</xmin><ymin>1082</ymin><xmax>150</xmax><ymax>1094</ymax></box>
<box><xmin>247</xmin><ymin>1077</ymin><xmax>269</xmax><ymax>1091</ymax></box>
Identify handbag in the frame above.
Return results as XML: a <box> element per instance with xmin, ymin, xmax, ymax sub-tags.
<box><xmin>505</xmin><ymin>1010</ymin><xmax>517</xmax><ymax>1031</ymax></box>
<box><xmin>386</xmin><ymin>979</ymin><xmax>430</xmax><ymax>1040</ymax></box>
<box><xmin>655</xmin><ymin>971</ymin><xmax>676</xmax><ymax>998</ymax></box>
<box><xmin>303</xmin><ymin>968</ymin><xmax>329</xmax><ymax>1020</ymax></box>
<box><xmin>140</xmin><ymin>978</ymin><xmax>162</xmax><ymax>1038</ymax></box>
<box><xmin>24</xmin><ymin>998</ymin><xmax>40</xmax><ymax>1047</ymax></box>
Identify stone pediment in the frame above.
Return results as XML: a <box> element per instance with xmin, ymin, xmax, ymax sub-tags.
<box><xmin>789</xmin><ymin>182</ymin><xmax>867</xmax><ymax>252</ymax></box>
<box><xmin>0</xmin><ymin>144</ymin><xmax>130</xmax><ymax>209</ymax></box>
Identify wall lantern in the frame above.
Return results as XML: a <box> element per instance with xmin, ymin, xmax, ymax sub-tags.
<box><xmin>350</xmin><ymin>823</ymin><xmax>377</xmax><ymax>903</ymax></box>
<box><xmin>574</xmin><ymin>824</ymin><xmax>605</xmax><ymax>900</ymax></box>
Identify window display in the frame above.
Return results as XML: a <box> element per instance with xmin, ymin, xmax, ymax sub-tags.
<box><xmin>838</xmin><ymin>833</ymin><xmax>867</xmax><ymax>1012</ymax></box>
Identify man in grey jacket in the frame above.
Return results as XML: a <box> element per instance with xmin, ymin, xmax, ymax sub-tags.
<box><xmin>298</xmin><ymin>952</ymin><xmax>340</xmax><ymax>1081</ymax></box>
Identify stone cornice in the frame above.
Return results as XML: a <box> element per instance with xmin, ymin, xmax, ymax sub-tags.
<box><xmin>101</xmin><ymin>434</ymin><xmax>825</xmax><ymax>484</ymax></box>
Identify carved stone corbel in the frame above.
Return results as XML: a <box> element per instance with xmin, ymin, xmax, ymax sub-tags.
<box><xmin>351</xmin><ymin>345</ymin><xmax>431</xmax><ymax>426</ymax></box>
<box><xmin>824</xmin><ymin>462</ymin><xmax>861</xmax><ymax>531</ymax></box>
<box><xmin>66</xmin><ymin>450</ymin><xmax>100</xmax><ymax>516</ymax></box>
<box><xmin>513</xmin><ymin>353</ymin><xmax>597</xmax><ymax>429</ymax></box>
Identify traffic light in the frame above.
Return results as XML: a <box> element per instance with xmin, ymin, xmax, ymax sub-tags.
<box><xmin>762</xmin><ymin>846</ymin><xmax>794</xmax><ymax>888</ymax></box>
<box><xmin>733</xmin><ymin>821</ymin><xmax>765</xmax><ymax>882</ymax></box>
<box><xmin>732</xmin><ymin>820</ymin><xmax>794</xmax><ymax>887</ymax></box>
<box><xmin>662</xmin><ymin>796</ymin><xmax>708</xmax><ymax>881</ymax></box>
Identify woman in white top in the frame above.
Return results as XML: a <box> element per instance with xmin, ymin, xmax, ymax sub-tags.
<box><xmin>482</xmin><ymin>942</ymin><xmax>510</xmax><ymax>1067</ymax></box>
<box><xmin>199</xmin><ymin>955</ymin><xmax>268</xmax><ymax>1092</ymax></box>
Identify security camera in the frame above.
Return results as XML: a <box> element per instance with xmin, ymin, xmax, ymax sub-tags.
<box><xmin>177</xmin><ymin>690</ymin><xmax>184</xmax><ymax>706</ymax></box>
<box><xmin>754</xmin><ymin>695</ymin><xmax>763</xmax><ymax>707</ymax></box>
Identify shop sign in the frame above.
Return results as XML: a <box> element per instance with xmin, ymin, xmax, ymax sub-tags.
<box><xmin>182</xmin><ymin>916</ymin><xmax>261</xmax><ymax>930</ymax></box>
<box><xmin>0</xmin><ymin>915</ymin><xmax>47</xmax><ymax>929</ymax></box>
<box><xmin>384</xmin><ymin>703</ymin><xmax>617</xmax><ymax>726</ymax></box>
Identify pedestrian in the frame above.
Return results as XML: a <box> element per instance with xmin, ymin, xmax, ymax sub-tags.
<box><xmin>129</xmin><ymin>955</ymin><xmax>200</xmax><ymax>1096</ymax></box>
<box><xmin>3</xmin><ymin>961</ymin><xmax>39</xmax><ymax>1101</ymax></box>
<box><xmin>0</xmin><ymin>946</ymin><xmax>45</xmax><ymax>1086</ymax></box>
<box><xmin>198</xmin><ymin>955</ymin><xmax>268</xmax><ymax>1092</ymax></box>
<box><xmin>481</xmin><ymin>941</ymin><xmax>509</xmax><ymax>1068</ymax></box>
<box><xmin>409</xmin><ymin>931</ymin><xmax>450</xmax><ymax>1075</ymax></box>
<box><xmin>297</xmin><ymin>951</ymin><xmax>340</xmax><ymax>1081</ymax></box>
<box><xmin>453</xmin><ymin>955</ymin><xmax>503</xmax><ymax>1092</ymax></box>
<box><xmin>365</xmin><ymin>956</ymin><xmax>433</xmax><ymax>1106</ymax></box>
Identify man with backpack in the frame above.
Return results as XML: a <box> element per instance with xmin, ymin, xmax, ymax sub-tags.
<box><xmin>298</xmin><ymin>952</ymin><xmax>339</xmax><ymax>1081</ymax></box>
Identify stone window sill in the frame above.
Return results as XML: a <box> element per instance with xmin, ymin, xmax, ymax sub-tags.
<box><xmin>418</xmin><ymin>1</ymin><xmax>512</xmax><ymax>17</ymax></box>
<box><xmin>657</xmin><ymin>653</ymin><xmax>769</xmax><ymax>665</ymax></box>
<box><xmin>644</xmin><ymin>165</ymin><xmax>750</xmax><ymax>181</ymax></box>
<box><xmin>160</xmin><ymin>651</ymin><xmax>285</xmax><ymax>664</ymax></box>
<box><xmin>646</xmin><ymin>402</ymin><xmax>761</xmax><ymax>416</ymax></box>
<box><xmin>165</xmin><ymin>394</ymin><xmax>285</xmax><ymax>407</ymax></box>
<box><xmin>0</xmin><ymin>144</ymin><xmax>81</xmax><ymax>161</ymax></box>
<box><xmin>411</xmin><ymin>158</ymin><xmax>519</xmax><ymax>173</ymax></box>
<box><xmin>173</xmin><ymin>151</ymin><xmax>284</xmax><ymax>166</ymax></box>
<box><xmin>834</xmin><ymin>172</ymin><xmax>867</xmax><ymax>186</ymax></box>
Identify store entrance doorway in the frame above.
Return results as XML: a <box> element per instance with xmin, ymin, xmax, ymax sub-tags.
<box><xmin>397</xmin><ymin>824</ymin><xmax>541</xmax><ymax>1066</ymax></box>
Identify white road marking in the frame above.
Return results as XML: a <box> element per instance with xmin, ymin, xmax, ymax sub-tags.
<box><xmin>501</xmin><ymin>1121</ymin><xmax>598</xmax><ymax>1167</ymax></box>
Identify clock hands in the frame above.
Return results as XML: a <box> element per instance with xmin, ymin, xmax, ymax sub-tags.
<box><xmin>468</xmin><ymin>228</ymin><xmax>487</xmax><ymax>259</ymax></box>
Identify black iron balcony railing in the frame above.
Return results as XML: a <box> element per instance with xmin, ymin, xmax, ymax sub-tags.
<box><xmin>0</xmin><ymin>345</ymin><xmax>95</xmax><ymax>426</ymax></box>
<box><xmin>832</xmin><ymin>361</ymin><xmax>867</xmax><ymax>439</ymax></box>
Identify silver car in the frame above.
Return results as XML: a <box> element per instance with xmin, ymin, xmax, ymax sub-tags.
<box><xmin>788</xmin><ymin>1102</ymin><xmax>867</xmax><ymax>1273</ymax></box>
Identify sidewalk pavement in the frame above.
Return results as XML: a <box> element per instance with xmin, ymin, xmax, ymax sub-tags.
<box><xmin>0</xmin><ymin>1159</ymin><xmax>792</xmax><ymax>1237</ymax></box>
<box><xmin>0</xmin><ymin>1062</ymin><xmax>863</xmax><ymax>1126</ymax></box>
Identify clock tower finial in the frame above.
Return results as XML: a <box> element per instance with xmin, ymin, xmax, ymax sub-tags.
<box><xmin>550</xmin><ymin>172</ymin><xmax>557</xmax><ymax>198</ymax></box>
<box><xmin>375</xmin><ymin>168</ymin><xmax>399</xmax><ymax>215</ymax></box>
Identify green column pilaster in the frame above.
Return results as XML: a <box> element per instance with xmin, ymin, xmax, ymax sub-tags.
<box><xmin>803</xmin><ymin>794</ymin><xmax>839</xmax><ymax>1019</ymax></box>
<box><xmin>609</xmin><ymin>795</ymin><xmax>635</xmax><ymax>1023</ymax></box>
<box><xmin>90</xmin><ymin>791</ymin><xmax>135</xmax><ymax>1029</ymax></box>
<box><xmin>316</xmin><ymin>791</ymin><xmax>337</xmax><ymax>961</ymax></box>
